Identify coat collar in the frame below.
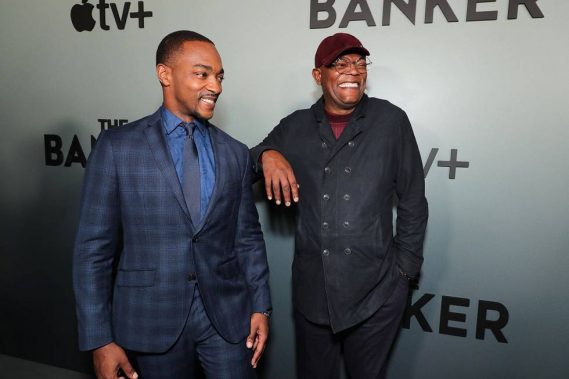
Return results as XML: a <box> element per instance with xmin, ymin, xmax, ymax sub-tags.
<box><xmin>311</xmin><ymin>94</ymin><xmax>369</xmax><ymax>164</ymax></box>
<box><xmin>311</xmin><ymin>93</ymin><xmax>370</xmax><ymax>126</ymax></box>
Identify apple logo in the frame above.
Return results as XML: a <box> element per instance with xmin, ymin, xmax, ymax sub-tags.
<box><xmin>70</xmin><ymin>0</ymin><xmax>96</xmax><ymax>32</ymax></box>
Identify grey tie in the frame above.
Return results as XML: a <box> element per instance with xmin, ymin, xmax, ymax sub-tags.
<box><xmin>182</xmin><ymin>122</ymin><xmax>201</xmax><ymax>225</ymax></box>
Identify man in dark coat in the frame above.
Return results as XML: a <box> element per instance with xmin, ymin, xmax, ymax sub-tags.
<box><xmin>251</xmin><ymin>33</ymin><xmax>428</xmax><ymax>379</ymax></box>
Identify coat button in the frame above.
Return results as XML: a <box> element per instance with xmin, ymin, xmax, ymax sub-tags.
<box><xmin>192</xmin><ymin>236</ymin><xmax>198</xmax><ymax>242</ymax></box>
<box><xmin>322</xmin><ymin>222</ymin><xmax>329</xmax><ymax>230</ymax></box>
<box><xmin>343</xmin><ymin>221</ymin><xmax>350</xmax><ymax>229</ymax></box>
<box><xmin>343</xmin><ymin>194</ymin><xmax>350</xmax><ymax>201</ymax></box>
<box><xmin>322</xmin><ymin>142</ymin><xmax>327</xmax><ymax>149</ymax></box>
<box><xmin>323</xmin><ymin>194</ymin><xmax>330</xmax><ymax>201</ymax></box>
<box><xmin>322</xmin><ymin>249</ymin><xmax>330</xmax><ymax>256</ymax></box>
<box><xmin>344</xmin><ymin>167</ymin><xmax>352</xmax><ymax>174</ymax></box>
<box><xmin>348</xmin><ymin>141</ymin><xmax>355</xmax><ymax>148</ymax></box>
<box><xmin>187</xmin><ymin>273</ymin><xmax>197</xmax><ymax>281</ymax></box>
<box><xmin>344</xmin><ymin>248</ymin><xmax>352</xmax><ymax>255</ymax></box>
<box><xmin>324</xmin><ymin>167</ymin><xmax>331</xmax><ymax>174</ymax></box>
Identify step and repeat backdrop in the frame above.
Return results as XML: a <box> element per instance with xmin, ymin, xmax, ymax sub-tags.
<box><xmin>1</xmin><ymin>1</ymin><xmax>568</xmax><ymax>378</ymax></box>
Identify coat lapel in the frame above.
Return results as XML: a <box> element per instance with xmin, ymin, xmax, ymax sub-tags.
<box><xmin>325</xmin><ymin>120</ymin><xmax>362</xmax><ymax>164</ymax></box>
<box><xmin>318</xmin><ymin>119</ymin><xmax>337</xmax><ymax>148</ymax></box>
<box><xmin>143</xmin><ymin>111</ymin><xmax>192</xmax><ymax>223</ymax></box>
<box><xmin>314</xmin><ymin>95</ymin><xmax>368</xmax><ymax>165</ymax></box>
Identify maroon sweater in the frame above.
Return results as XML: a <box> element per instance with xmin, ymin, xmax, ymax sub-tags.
<box><xmin>325</xmin><ymin>110</ymin><xmax>352</xmax><ymax>140</ymax></box>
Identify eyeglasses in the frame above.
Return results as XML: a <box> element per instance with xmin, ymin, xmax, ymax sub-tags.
<box><xmin>328</xmin><ymin>57</ymin><xmax>371</xmax><ymax>74</ymax></box>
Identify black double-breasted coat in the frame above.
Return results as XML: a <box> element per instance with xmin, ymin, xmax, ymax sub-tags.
<box><xmin>252</xmin><ymin>95</ymin><xmax>428</xmax><ymax>332</ymax></box>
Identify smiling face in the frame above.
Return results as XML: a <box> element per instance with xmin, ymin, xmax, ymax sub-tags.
<box><xmin>312</xmin><ymin>53</ymin><xmax>367</xmax><ymax>115</ymax></box>
<box><xmin>157</xmin><ymin>40</ymin><xmax>224</xmax><ymax>122</ymax></box>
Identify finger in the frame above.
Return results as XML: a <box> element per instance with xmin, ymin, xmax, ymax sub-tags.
<box><xmin>252</xmin><ymin>334</ymin><xmax>258</xmax><ymax>352</ymax></box>
<box><xmin>119</xmin><ymin>360</ymin><xmax>138</xmax><ymax>379</ymax></box>
<box><xmin>251</xmin><ymin>334</ymin><xmax>267</xmax><ymax>368</ymax></box>
<box><xmin>264</xmin><ymin>175</ymin><xmax>273</xmax><ymax>201</ymax></box>
<box><xmin>288</xmin><ymin>173</ymin><xmax>299</xmax><ymax>203</ymax></box>
<box><xmin>246</xmin><ymin>335</ymin><xmax>254</xmax><ymax>349</ymax></box>
<box><xmin>252</xmin><ymin>346</ymin><xmax>262</xmax><ymax>368</ymax></box>
<box><xmin>246</xmin><ymin>326</ymin><xmax>256</xmax><ymax>349</ymax></box>
<box><xmin>280</xmin><ymin>178</ymin><xmax>292</xmax><ymax>206</ymax></box>
<box><xmin>255</xmin><ymin>333</ymin><xmax>267</xmax><ymax>354</ymax></box>
<box><xmin>271</xmin><ymin>175</ymin><xmax>282</xmax><ymax>205</ymax></box>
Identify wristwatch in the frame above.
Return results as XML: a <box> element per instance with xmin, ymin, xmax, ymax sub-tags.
<box><xmin>261</xmin><ymin>310</ymin><xmax>272</xmax><ymax>319</ymax></box>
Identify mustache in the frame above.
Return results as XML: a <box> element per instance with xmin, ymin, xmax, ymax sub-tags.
<box><xmin>199</xmin><ymin>92</ymin><xmax>219</xmax><ymax>101</ymax></box>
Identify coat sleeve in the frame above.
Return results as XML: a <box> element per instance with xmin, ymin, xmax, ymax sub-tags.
<box><xmin>234</xmin><ymin>150</ymin><xmax>272</xmax><ymax>313</ymax></box>
<box><xmin>393</xmin><ymin>111</ymin><xmax>429</xmax><ymax>279</ymax></box>
<box><xmin>72</xmin><ymin>130</ymin><xmax>121</xmax><ymax>351</ymax></box>
<box><xmin>249</xmin><ymin>118</ymin><xmax>290</xmax><ymax>182</ymax></box>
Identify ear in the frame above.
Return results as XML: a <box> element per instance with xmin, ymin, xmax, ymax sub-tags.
<box><xmin>156</xmin><ymin>64</ymin><xmax>171</xmax><ymax>87</ymax></box>
<box><xmin>312</xmin><ymin>68</ymin><xmax>322</xmax><ymax>86</ymax></box>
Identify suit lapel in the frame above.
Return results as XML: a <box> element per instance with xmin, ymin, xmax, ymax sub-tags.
<box><xmin>144</xmin><ymin>112</ymin><xmax>192</xmax><ymax>223</ymax></box>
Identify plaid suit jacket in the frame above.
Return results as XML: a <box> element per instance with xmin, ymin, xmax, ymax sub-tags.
<box><xmin>73</xmin><ymin>109</ymin><xmax>271</xmax><ymax>352</ymax></box>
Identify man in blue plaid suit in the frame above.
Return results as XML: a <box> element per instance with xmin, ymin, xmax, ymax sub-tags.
<box><xmin>73</xmin><ymin>31</ymin><xmax>271</xmax><ymax>379</ymax></box>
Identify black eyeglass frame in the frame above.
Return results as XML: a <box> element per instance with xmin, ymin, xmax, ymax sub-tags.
<box><xmin>327</xmin><ymin>56</ymin><xmax>372</xmax><ymax>74</ymax></box>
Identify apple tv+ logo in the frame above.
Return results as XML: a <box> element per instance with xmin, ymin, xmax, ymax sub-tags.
<box><xmin>71</xmin><ymin>0</ymin><xmax>153</xmax><ymax>32</ymax></box>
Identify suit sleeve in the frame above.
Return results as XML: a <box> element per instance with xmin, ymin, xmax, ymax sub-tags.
<box><xmin>234</xmin><ymin>150</ymin><xmax>272</xmax><ymax>313</ymax></box>
<box><xmin>72</xmin><ymin>130</ymin><xmax>121</xmax><ymax>351</ymax></box>
<box><xmin>394</xmin><ymin>112</ymin><xmax>429</xmax><ymax>279</ymax></box>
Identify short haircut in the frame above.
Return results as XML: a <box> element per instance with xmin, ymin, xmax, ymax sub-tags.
<box><xmin>156</xmin><ymin>30</ymin><xmax>214</xmax><ymax>66</ymax></box>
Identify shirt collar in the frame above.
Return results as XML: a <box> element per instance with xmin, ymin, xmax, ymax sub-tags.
<box><xmin>160</xmin><ymin>106</ymin><xmax>207</xmax><ymax>136</ymax></box>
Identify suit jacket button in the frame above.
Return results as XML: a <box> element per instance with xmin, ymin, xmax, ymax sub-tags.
<box><xmin>322</xmin><ymin>249</ymin><xmax>330</xmax><ymax>256</ymax></box>
<box><xmin>192</xmin><ymin>236</ymin><xmax>198</xmax><ymax>243</ymax></box>
<box><xmin>344</xmin><ymin>167</ymin><xmax>352</xmax><ymax>174</ymax></box>
<box><xmin>344</xmin><ymin>248</ymin><xmax>352</xmax><ymax>255</ymax></box>
<box><xmin>187</xmin><ymin>273</ymin><xmax>197</xmax><ymax>281</ymax></box>
<box><xmin>348</xmin><ymin>141</ymin><xmax>355</xmax><ymax>148</ymax></box>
